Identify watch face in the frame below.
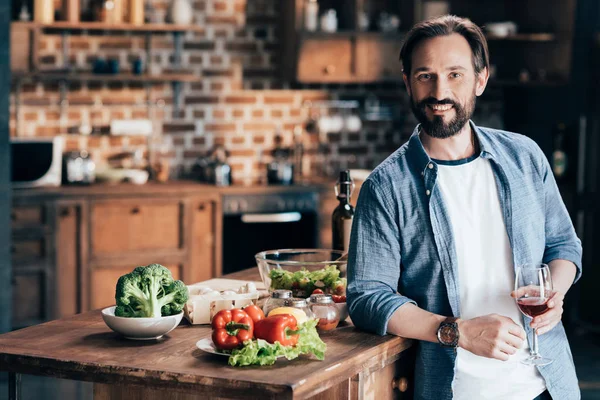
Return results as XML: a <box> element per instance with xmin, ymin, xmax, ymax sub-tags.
<box><xmin>440</xmin><ymin>324</ymin><xmax>457</xmax><ymax>345</ymax></box>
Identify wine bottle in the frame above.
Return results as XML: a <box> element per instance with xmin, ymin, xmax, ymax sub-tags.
<box><xmin>332</xmin><ymin>170</ymin><xmax>355</xmax><ymax>251</ymax></box>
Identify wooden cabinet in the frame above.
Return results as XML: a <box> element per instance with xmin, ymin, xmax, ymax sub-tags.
<box><xmin>297</xmin><ymin>38</ymin><xmax>355</xmax><ymax>83</ymax></box>
<box><xmin>10</xmin><ymin>188</ymin><xmax>221</xmax><ymax>329</ymax></box>
<box><xmin>10</xmin><ymin>201</ymin><xmax>54</xmax><ymax>329</ymax></box>
<box><xmin>91</xmin><ymin>200</ymin><xmax>183</xmax><ymax>255</ymax></box>
<box><xmin>281</xmin><ymin>0</ymin><xmax>415</xmax><ymax>83</ymax></box>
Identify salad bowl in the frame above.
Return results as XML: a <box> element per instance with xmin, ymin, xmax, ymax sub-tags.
<box><xmin>255</xmin><ymin>249</ymin><xmax>346</xmax><ymax>299</ymax></box>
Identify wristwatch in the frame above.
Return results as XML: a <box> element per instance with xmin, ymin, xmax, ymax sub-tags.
<box><xmin>437</xmin><ymin>317</ymin><xmax>459</xmax><ymax>348</ymax></box>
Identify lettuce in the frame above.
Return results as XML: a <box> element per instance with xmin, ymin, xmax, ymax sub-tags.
<box><xmin>228</xmin><ymin>319</ymin><xmax>326</xmax><ymax>367</ymax></box>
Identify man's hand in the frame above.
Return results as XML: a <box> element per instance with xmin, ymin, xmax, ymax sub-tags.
<box><xmin>510</xmin><ymin>290</ymin><xmax>565</xmax><ymax>335</ymax></box>
<box><xmin>457</xmin><ymin>314</ymin><xmax>526</xmax><ymax>361</ymax></box>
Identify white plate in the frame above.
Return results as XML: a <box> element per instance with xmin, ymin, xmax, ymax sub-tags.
<box><xmin>196</xmin><ymin>338</ymin><xmax>231</xmax><ymax>356</ymax></box>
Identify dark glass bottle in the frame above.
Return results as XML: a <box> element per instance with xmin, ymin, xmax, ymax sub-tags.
<box><xmin>332</xmin><ymin>170</ymin><xmax>355</xmax><ymax>251</ymax></box>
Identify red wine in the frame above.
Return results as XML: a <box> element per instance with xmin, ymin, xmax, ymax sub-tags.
<box><xmin>517</xmin><ymin>297</ymin><xmax>549</xmax><ymax>317</ymax></box>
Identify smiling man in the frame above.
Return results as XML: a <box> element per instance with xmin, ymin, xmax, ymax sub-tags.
<box><xmin>347</xmin><ymin>15</ymin><xmax>582</xmax><ymax>400</ymax></box>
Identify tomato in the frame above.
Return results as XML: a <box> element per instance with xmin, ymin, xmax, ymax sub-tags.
<box><xmin>333</xmin><ymin>284</ymin><xmax>345</xmax><ymax>295</ymax></box>
<box><xmin>331</xmin><ymin>295</ymin><xmax>343</xmax><ymax>303</ymax></box>
<box><xmin>339</xmin><ymin>295</ymin><xmax>346</xmax><ymax>303</ymax></box>
<box><xmin>242</xmin><ymin>304</ymin><xmax>265</xmax><ymax>324</ymax></box>
<box><xmin>312</xmin><ymin>288</ymin><xmax>324</xmax><ymax>295</ymax></box>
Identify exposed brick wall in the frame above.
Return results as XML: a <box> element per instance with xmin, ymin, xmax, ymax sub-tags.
<box><xmin>10</xmin><ymin>0</ymin><xmax>502</xmax><ymax>184</ymax></box>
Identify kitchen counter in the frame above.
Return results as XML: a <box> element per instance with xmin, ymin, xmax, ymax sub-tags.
<box><xmin>11</xmin><ymin>179</ymin><xmax>333</xmax><ymax>199</ymax></box>
<box><xmin>0</xmin><ymin>268</ymin><xmax>414</xmax><ymax>400</ymax></box>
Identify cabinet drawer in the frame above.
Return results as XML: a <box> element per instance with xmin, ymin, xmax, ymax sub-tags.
<box><xmin>90</xmin><ymin>264</ymin><xmax>182</xmax><ymax>310</ymax></box>
<box><xmin>11</xmin><ymin>238</ymin><xmax>46</xmax><ymax>265</ymax></box>
<box><xmin>356</xmin><ymin>36</ymin><xmax>404</xmax><ymax>82</ymax></box>
<box><xmin>297</xmin><ymin>38</ymin><xmax>354</xmax><ymax>83</ymax></box>
<box><xmin>11</xmin><ymin>205</ymin><xmax>45</xmax><ymax>228</ymax></box>
<box><xmin>91</xmin><ymin>201</ymin><xmax>183</xmax><ymax>255</ymax></box>
<box><xmin>12</xmin><ymin>272</ymin><xmax>45</xmax><ymax>327</ymax></box>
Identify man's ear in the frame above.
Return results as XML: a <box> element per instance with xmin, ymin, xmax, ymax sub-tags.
<box><xmin>403</xmin><ymin>73</ymin><xmax>411</xmax><ymax>96</ymax></box>
<box><xmin>475</xmin><ymin>67</ymin><xmax>489</xmax><ymax>97</ymax></box>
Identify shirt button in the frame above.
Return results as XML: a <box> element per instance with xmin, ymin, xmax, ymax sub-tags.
<box><xmin>421</xmin><ymin>172</ymin><xmax>424</xmax><ymax>177</ymax></box>
<box><xmin>428</xmin><ymin>163</ymin><xmax>434</xmax><ymax>169</ymax></box>
<box><xmin>426</xmin><ymin>190</ymin><xmax>431</xmax><ymax>196</ymax></box>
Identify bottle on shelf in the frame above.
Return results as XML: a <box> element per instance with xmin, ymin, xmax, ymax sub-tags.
<box><xmin>552</xmin><ymin>122</ymin><xmax>568</xmax><ymax>183</ymax></box>
<box><xmin>332</xmin><ymin>170</ymin><xmax>355</xmax><ymax>252</ymax></box>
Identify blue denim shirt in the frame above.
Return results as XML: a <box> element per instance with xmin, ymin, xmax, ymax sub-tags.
<box><xmin>347</xmin><ymin>122</ymin><xmax>583</xmax><ymax>400</ymax></box>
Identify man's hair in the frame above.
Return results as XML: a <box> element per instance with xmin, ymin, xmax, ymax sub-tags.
<box><xmin>399</xmin><ymin>15</ymin><xmax>489</xmax><ymax>76</ymax></box>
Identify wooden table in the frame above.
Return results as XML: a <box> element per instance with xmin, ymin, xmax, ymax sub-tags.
<box><xmin>0</xmin><ymin>269</ymin><xmax>414</xmax><ymax>400</ymax></box>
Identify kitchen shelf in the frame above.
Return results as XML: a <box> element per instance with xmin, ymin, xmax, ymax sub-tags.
<box><xmin>485</xmin><ymin>33</ymin><xmax>557</xmax><ymax>42</ymax></box>
<box><xmin>300</xmin><ymin>30</ymin><xmax>405</xmax><ymax>39</ymax></box>
<box><xmin>488</xmin><ymin>78</ymin><xmax>568</xmax><ymax>87</ymax></box>
<box><xmin>12</xmin><ymin>72</ymin><xmax>198</xmax><ymax>83</ymax></box>
<box><xmin>12</xmin><ymin>21</ymin><xmax>204</xmax><ymax>33</ymax></box>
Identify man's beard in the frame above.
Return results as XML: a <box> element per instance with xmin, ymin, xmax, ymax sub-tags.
<box><xmin>410</xmin><ymin>91</ymin><xmax>476</xmax><ymax>139</ymax></box>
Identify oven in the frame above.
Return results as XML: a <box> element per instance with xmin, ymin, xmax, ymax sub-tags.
<box><xmin>222</xmin><ymin>191</ymin><xmax>319</xmax><ymax>275</ymax></box>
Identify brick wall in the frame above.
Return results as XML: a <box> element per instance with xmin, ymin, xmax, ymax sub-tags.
<box><xmin>10</xmin><ymin>0</ymin><xmax>503</xmax><ymax>183</ymax></box>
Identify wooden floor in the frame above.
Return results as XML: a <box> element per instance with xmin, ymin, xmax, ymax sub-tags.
<box><xmin>0</xmin><ymin>330</ymin><xmax>598</xmax><ymax>400</ymax></box>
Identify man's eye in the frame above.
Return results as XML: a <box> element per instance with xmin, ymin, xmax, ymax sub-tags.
<box><xmin>450</xmin><ymin>73</ymin><xmax>462</xmax><ymax>79</ymax></box>
<box><xmin>417</xmin><ymin>74</ymin><xmax>431</xmax><ymax>81</ymax></box>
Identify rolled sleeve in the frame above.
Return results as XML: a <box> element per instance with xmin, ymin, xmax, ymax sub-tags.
<box><xmin>539</xmin><ymin>149</ymin><xmax>583</xmax><ymax>283</ymax></box>
<box><xmin>347</xmin><ymin>179</ymin><xmax>417</xmax><ymax>336</ymax></box>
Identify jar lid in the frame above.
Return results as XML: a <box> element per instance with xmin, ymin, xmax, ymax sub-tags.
<box><xmin>272</xmin><ymin>289</ymin><xmax>293</xmax><ymax>299</ymax></box>
<box><xmin>283</xmin><ymin>298</ymin><xmax>308</xmax><ymax>307</ymax></box>
<box><xmin>309</xmin><ymin>294</ymin><xmax>334</xmax><ymax>304</ymax></box>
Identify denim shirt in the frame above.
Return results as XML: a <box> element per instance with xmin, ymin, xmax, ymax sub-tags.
<box><xmin>347</xmin><ymin>122</ymin><xmax>583</xmax><ymax>400</ymax></box>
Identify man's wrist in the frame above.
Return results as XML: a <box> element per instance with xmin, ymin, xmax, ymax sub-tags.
<box><xmin>436</xmin><ymin>317</ymin><xmax>460</xmax><ymax>347</ymax></box>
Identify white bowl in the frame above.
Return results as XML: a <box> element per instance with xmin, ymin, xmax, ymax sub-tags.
<box><xmin>336</xmin><ymin>302</ymin><xmax>349</xmax><ymax>322</ymax></box>
<box><xmin>101</xmin><ymin>306</ymin><xmax>184</xmax><ymax>340</ymax></box>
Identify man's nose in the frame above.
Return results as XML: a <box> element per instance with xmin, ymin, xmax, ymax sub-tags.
<box><xmin>431</xmin><ymin>77</ymin><xmax>450</xmax><ymax>100</ymax></box>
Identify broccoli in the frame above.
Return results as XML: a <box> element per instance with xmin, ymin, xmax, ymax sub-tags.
<box><xmin>114</xmin><ymin>263</ymin><xmax>189</xmax><ymax>318</ymax></box>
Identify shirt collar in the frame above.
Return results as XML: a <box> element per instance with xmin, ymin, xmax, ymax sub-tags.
<box><xmin>406</xmin><ymin>120</ymin><xmax>496</xmax><ymax>174</ymax></box>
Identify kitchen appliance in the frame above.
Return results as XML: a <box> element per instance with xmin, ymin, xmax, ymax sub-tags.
<box><xmin>62</xmin><ymin>150</ymin><xmax>96</xmax><ymax>185</ymax></box>
<box><xmin>221</xmin><ymin>191</ymin><xmax>319</xmax><ymax>275</ymax></box>
<box><xmin>192</xmin><ymin>145</ymin><xmax>232</xmax><ymax>186</ymax></box>
<box><xmin>267</xmin><ymin>135</ymin><xmax>294</xmax><ymax>185</ymax></box>
<box><xmin>11</xmin><ymin>137</ymin><xmax>64</xmax><ymax>188</ymax></box>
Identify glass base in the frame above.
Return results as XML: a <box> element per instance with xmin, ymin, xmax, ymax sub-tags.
<box><xmin>521</xmin><ymin>355</ymin><xmax>553</xmax><ymax>366</ymax></box>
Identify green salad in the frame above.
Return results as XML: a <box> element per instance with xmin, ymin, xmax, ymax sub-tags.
<box><xmin>269</xmin><ymin>265</ymin><xmax>346</xmax><ymax>298</ymax></box>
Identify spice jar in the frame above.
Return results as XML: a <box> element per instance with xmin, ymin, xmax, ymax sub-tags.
<box><xmin>309</xmin><ymin>294</ymin><xmax>340</xmax><ymax>331</ymax></box>
<box><xmin>282</xmin><ymin>298</ymin><xmax>313</xmax><ymax>319</ymax></box>
<box><xmin>262</xmin><ymin>289</ymin><xmax>293</xmax><ymax>316</ymax></box>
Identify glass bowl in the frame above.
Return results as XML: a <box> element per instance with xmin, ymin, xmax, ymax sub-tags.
<box><xmin>255</xmin><ymin>249</ymin><xmax>347</xmax><ymax>298</ymax></box>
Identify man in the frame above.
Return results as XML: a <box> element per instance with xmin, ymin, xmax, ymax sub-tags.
<box><xmin>347</xmin><ymin>15</ymin><xmax>582</xmax><ymax>400</ymax></box>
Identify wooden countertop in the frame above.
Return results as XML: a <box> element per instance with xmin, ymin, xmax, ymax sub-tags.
<box><xmin>0</xmin><ymin>268</ymin><xmax>412</xmax><ymax>399</ymax></box>
<box><xmin>12</xmin><ymin>180</ymin><xmax>333</xmax><ymax>199</ymax></box>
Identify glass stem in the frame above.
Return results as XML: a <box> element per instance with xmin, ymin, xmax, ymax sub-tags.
<box><xmin>531</xmin><ymin>328</ymin><xmax>540</xmax><ymax>357</ymax></box>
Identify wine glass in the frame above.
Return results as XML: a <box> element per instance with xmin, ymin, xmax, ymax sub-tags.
<box><xmin>514</xmin><ymin>263</ymin><xmax>553</xmax><ymax>366</ymax></box>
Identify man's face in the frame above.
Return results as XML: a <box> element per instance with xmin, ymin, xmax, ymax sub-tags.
<box><xmin>403</xmin><ymin>33</ymin><xmax>488</xmax><ymax>139</ymax></box>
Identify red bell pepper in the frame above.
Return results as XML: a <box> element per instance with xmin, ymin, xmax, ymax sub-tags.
<box><xmin>211</xmin><ymin>309</ymin><xmax>254</xmax><ymax>351</ymax></box>
<box><xmin>242</xmin><ymin>304</ymin><xmax>265</xmax><ymax>324</ymax></box>
<box><xmin>254</xmin><ymin>314</ymin><xmax>300</xmax><ymax>347</ymax></box>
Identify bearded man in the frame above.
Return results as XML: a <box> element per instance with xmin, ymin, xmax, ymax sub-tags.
<box><xmin>347</xmin><ymin>15</ymin><xmax>582</xmax><ymax>400</ymax></box>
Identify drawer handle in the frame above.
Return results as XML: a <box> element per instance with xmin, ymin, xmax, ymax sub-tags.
<box><xmin>323</xmin><ymin>65</ymin><xmax>336</xmax><ymax>75</ymax></box>
<box><xmin>392</xmin><ymin>377</ymin><xmax>408</xmax><ymax>392</ymax></box>
<box><xmin>198</xmin><ymin>204</ymin><xmax>205</xmax><ymax>211</ymax></box>
<box><xmin>60</xmin><ymin>208</ymin><xmax>70</xmax><ymax>217</ymax></box>
<box><xmin>131</xmin><ymin>207</ymin><xmax>141</xmax><ymax>214</ymax></box>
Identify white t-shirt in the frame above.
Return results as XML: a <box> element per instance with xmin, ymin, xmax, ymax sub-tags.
<box><xmin>435</xmin><ymin>156</ymin><xmax>547</xmax><ymax>400</ymax></box>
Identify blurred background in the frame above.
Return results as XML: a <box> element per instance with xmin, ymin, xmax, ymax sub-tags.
<box><xmin>0</xmin><ymin>0</ymin><xmax>599</xmax><ymax>398</ymax></box>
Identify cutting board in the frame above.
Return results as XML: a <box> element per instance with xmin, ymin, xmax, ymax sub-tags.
<box><xmin>188</xmin><ymin>278</ymin><xmax>265</xmax><ymax>292</ymax></box>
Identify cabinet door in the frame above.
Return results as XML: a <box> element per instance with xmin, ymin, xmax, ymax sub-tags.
<box><xmin>55</xmin><ymin>202</ymin><xmax>84</xmax><ymax>318</ymax></box>
<box><xmin>356</xmin><ymin>36</ymin><xmax>404</xmax><ymax>82</ymax></box>
<box><xmin>91</xmin><ymin>200</ymin><xmax>183</xmax><ymax>256</ymax></box>
<box><xmin>12</xmin><ymin>271</ymin><xmax>47</xmax><ymax>329</ymax></box>
<box><xmin>297</xmin><ymin>38</ymin><xmax>354</xmax><ymax>83</ymax></box>
<box><xmin>359</xmin><ymin>346</ymin><xmax>415</xmax><ymax>400</ymax></box>
<box><xmin>90</xmin><ymin>264</ymin><xmax>182</xmax><ymax>310</ymax></box>
<box><xmin>189</xmin><ymin>200</ymin><xmax>217</xmax><ymax>284</ymax></box>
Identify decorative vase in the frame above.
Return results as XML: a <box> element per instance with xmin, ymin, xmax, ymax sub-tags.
<box><xmin>170</xmin><ymin>0</ymin><xmax>193</xmax><ymax>25</ymax></box>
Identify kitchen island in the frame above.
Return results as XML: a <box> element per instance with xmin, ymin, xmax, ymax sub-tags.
<box><xmin>0</xmin><ymin>268</ymin><xmax>414</xmax><ymax>400</ymax></box>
